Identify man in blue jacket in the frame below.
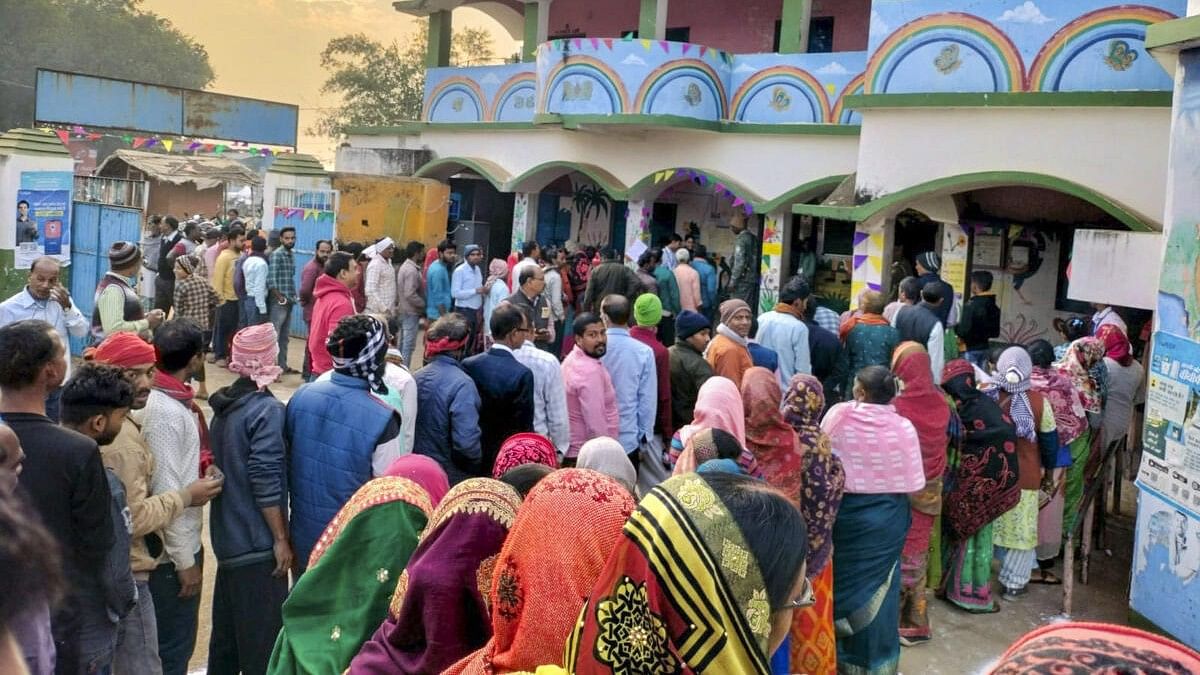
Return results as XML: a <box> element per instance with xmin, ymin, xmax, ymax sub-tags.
<box><xmin>463</xmin><ymin>304</ymin><xmax>535</xmax><ymax>476</ymax></box>
<box><xmin>208</xmin><ymin>323</ymin><xmax>292</xmax><ymax>673</ymax></box>
<box><xmin>286</xmin><ymin>315</ymin><xmax>399</xmax><ymax>568</ymax></box>
<box><xmin>414</xmin><ymin>313</ymin><xmax>483</xmax><ymax>484</ymax></box>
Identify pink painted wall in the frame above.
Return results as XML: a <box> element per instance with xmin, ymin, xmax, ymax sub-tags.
<box><xmin>544</xmin><ymin>0</ymin><xmax>869</xmax><ymax>53</ymax></box>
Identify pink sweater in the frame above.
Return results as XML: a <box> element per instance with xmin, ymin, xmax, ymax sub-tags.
<box><xmin>820</xmin><ymin>401</ymin><xmax>925</xmax><ymax>494</ymax></box>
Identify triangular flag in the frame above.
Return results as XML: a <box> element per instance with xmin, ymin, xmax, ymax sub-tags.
<box><xmin>86</xmin><ymin>133</ymin><xmax>102</xmax><ymax>141</ymax></box>
<box><xmin>121</xmin><ymin>135</ymin><xmax>133</xmax><ymax>145</ymax></box>
<box><xmin>732</xmin><ymin>197</ymin><xmax>745</xmax><ymax>207</ymax></box>
<box><xmin>188</xmin><ymin>141</ymin><xmax>200</xmax><ymax>151</ymax></box>
<box><xmin>54</xmin><ymin>130</ymin><xmax>70</xmax><ymax>145</ymax></box>
<box><xmin>72</xmin><ymin>125</ymin><xmax>85</xmax><ymax>134</ymax></box>
<box><xmin>622</xmin><ymin>32</ymin><xmax>634</xmax><ymax>41</ymax></box>
<box><xmin>261</xmin><ymin>148</ymin><xmax>273</xmax><ymax>156</ymax></box>
<box><xmin>161</xmin><ymin>139</ymin><xmax>174</xmax><ymax>152</ymax></box>
<box><xmin>571</xmin><ymin>38</ymin><xmax>582</xmax><ymax>50</ymax></box>
<box><xmin>132</xmin><ymin>137</ymin><xmax>146</xmax><ymax>149</ymax></box>
<box><xmin>214</xmin><ymin>144</ymin><xmax>227</xmax><ymax>155</ymax></box>
<box><xmin>38</xmin><ymin>126</ymin><xmax>52</xmax><ymax>133</ymax></box>
<box><xmin>144</xmin><ymin>138</ymin><xmax>158</xmax><ymax>148</ymax></box>
<box><xmin>659</xmin><ymin>40</ymin><xmax>670</xmax><ymax>54</ymax></box>
<box><xmin>714</xmin><ymin>183</ymin><xmax>726</xmax><ymax>193</ymax></box>
<box><xmin>681</xmin><ymin>43</ymin><xmax>691</xmax><ymax>55</ymax></box>
<box><xmin>641</xmin><ymin>39</ymin><xmax>651</xmax><ymax>51</ymax></box>
<box><xmin>699</xmin><ymin>45</ymin><xmax>708</xmax><ymax>58</ymax></box>
<box><xmin>589</xmin><ymin>37</ymin><xmax>599</xmax><ymax>50</ymax></box>
<box><xmin>603</xmin><ymin>38</ymin><xmax>613</xmax><ymax>50</ymax></box>
<box><xmin>202</xmin><ymin>143</ymin><xmax>215</xmax><ymax>152</ymax></box>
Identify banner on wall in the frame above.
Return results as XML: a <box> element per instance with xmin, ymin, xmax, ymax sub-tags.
<box><xmin>1138</xmin><ymin>331</ymin><xmax>1200</xmax><ymax>509</ymax></box>
<box><xmin>15</xmin><ymin>171</ymin><xmax>73</xmax><ymax>269</ymax></box>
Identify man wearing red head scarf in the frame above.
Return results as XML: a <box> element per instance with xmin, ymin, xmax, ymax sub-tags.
<box><xmin>85</xmin><ymin>332</ymin><xmax>223</xmax><ymax>674</ymax></box>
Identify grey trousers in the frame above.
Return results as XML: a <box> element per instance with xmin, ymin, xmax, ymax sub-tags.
<box><xmin>113</xmin><ymin>580</ymin><xmax>161</xmax><ymax>675</ymax></box>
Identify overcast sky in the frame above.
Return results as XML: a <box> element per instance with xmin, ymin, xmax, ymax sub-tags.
<box><xmin>141</xmin><ymin>0</ymin><xmax>516</xmax><ymax>165</ymax></box>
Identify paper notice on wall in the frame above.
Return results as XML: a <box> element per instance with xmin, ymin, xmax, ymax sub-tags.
<box><xmin>625</xmin><ymin>238</ymin><xmax>647</xmax><ymax>264</ymax></box>
<box><xmin>1139</xmin><ymin>332</ymin><xmax>1200</xmax><ymax>501</ymax></box>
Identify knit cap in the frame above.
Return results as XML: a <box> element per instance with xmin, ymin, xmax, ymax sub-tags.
<box><xmin>675</xmin><ymin>310</ymin><xmax>710</xmax><ymax>340</ymax></box>
<box><xmin>108</xmin><ymin>241</ymin><xmax>140</xmax><ymax>268</ymax></box>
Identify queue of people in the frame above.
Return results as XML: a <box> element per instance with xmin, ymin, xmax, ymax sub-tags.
<box><xmin>0</xmin><ymin>225</ymin><xmax>1168</xmax><ymax>675</ymax></box>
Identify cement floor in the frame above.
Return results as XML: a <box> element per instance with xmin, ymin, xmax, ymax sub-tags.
<box><xmin>184</xmin><ymin>337</ymin><xmax>1139</xmax><ymax>674</ymax></box>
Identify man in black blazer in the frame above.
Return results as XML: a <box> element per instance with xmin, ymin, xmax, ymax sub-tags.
<box><xmin>462</xmin><ymin>303</ymin><xmax>536</xmax><ymax>475</ymax></box>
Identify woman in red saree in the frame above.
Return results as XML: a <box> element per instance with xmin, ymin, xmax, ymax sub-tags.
<box><xmin>890</xmin><ymin>342</ymin><xmax>952</xmax><ymax>645</ymax></box>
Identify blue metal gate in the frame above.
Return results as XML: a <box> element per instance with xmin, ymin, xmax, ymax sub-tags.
<box><xmin>69</xmin><ymin>201</ymin><xmax>143</xmax><ymax>354</ymax></box>
<box><xmin>271</xmin><ymin>188</ymin><xmax>338</xmax><ymax>337</ymax></box>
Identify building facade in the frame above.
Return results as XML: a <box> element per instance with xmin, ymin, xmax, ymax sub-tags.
<box><xmin>341</xmin><ymin>0</ymin><xmax>1183</xmax><ymax>338</ymax></box>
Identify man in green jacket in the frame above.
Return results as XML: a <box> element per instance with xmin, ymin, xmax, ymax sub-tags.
<box><xmin>653</xmin><ymin>246</ymin><xmax>682</xmax><ymax>346</ymax></box>
<box><xmin>668</xmin><ymin>310</ymin><xmax>713</xmax><ymax>429</ymax></box>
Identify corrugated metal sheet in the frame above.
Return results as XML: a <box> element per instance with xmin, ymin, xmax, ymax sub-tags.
<box><xmin>97</xmin><ymin>150</ymin><xmax>261</xmax><ymax>188</ymax></box>
<box><xmin>36</xmin><ymin>69</ymin><xmax>298</xmax><ymax>147</ymax></box>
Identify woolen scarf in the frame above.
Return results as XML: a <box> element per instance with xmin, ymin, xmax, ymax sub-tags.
<box><xmin>153</xmin><ymin>369</ymin><xmax>212</xmax><ymax>475</ymax></box>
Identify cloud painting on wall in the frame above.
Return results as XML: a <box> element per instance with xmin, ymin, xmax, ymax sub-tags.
<box><xmin>997</xmin><ymin>1</ymin><xmax>1053</xmax><ymax>25</ymax></box>
<box><xmin>816</xmin><ymin>61</ymin><xmax>850</xmax><ymax>75</ymax></box>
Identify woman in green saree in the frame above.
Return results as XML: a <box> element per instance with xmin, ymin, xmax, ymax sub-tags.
<box><xmin>266</xmin><ymin>475</ymin><xmax>436</xmax><ymax>675</ymax></box>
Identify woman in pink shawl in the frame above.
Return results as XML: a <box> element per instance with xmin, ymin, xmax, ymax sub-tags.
<box><xmin>384</xmin><ymin>454</ymin><xmax>450</xmax><ymax>507</ymax></box>
<box><xmin>667</xmin><ymin>376</ymin><xmax>760</xmax><ymax>476</ymax></box>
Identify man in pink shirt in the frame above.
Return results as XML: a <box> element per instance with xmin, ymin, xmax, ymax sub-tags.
<box><xmin>561</xmin><ymin>311</ymin><xmax>620</xmax><ymax>463</ymax></box>
<box><xmin>673</xmin><ymin>248</ymin><xmax>702</xmax><ymax>313</ymax></box>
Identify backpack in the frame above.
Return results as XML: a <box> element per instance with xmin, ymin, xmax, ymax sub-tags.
<box><xmin>102</xmin><ymin>468</ymin><xmax>137</xmax><ymax>622</ymax></box>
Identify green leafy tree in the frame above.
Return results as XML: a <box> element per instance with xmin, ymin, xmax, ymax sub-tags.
<box><xmin>312</xmin><ymin>20</ymin><xmax>496</xmax><ymax>138</ymax></box>
<box><xmin>0</xmin><ymin>0</ymin><xmax>214</xmax><ymax>132</ymax></box>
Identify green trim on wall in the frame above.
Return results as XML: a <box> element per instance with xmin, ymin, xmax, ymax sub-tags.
<box><xmin>534</xmin><ymin>112</ymin><xmax>859</xmax><ymax>135</ymax></box>
<box><xmin>506</xmin><ymin>161</ymin><xmax>629</xmax><ymax>199</ymax></box>
<box><xmin>345</xmin><ymin>122</ymin><xmax>541</xmax><ymax>135</ymax></box>
<box><xmin>426</xmin><ymin>10</ymin><xmax>452</xmax><ymax>68</ymax></box>
<box><xmin>1145</xmin><ymin>15</ymin><xmax>1200</xmax><ymax>52</ymax></box>
<box><xmin>413</xmin><ymin>156</ymin><xmax>511</xmax><ymax>190</ymax></box>
<box><xmin>758</xmin><ymin>175</ymin><xmax>847</xmax><ymax>213</ymax></box>
<box><xmin>522</xmin><ymin>2</ymin><xmax>540</xmax><ymax>62</ymax></box>
<box><xmin>626</xmin><ymin>167</ymin><xmax>763</xmax><ymax>207</ymax></box>
<box><xmin>846</xmin><ymin>91</ymin><xmax>1173</xmax><ymax>110</ymax></box>
<box><xmin>778</xmin><ymin>0</ymin><xmax>812</xmax><ymax>55</ymax></box>
<box><xmin>791</xmin><ymin>171</ymin><xmax>1156</xmax><ymax>232</ymax></box>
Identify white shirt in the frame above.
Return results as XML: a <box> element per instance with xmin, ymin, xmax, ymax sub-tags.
<box><xmin>514</xmin><ymin>340</ymin><xmax>571</xmax><ymax>456</ymax></box>
<box><xmin>365</xmin><ymin>255</ymin><xmax>398</xmax><ymax>314</ymax></box>
<box><xmin>0</xmin><ymin>288</ymin><xmax>89</xmax><ymax>377</ymax></box>
<box><xmin>662</xmin><ymin>246</ymin><xmax>678</xmax><ymax>270</ymax></box>
<box><xmin>133</xmin><ymin>390</ymin><xmax>202</xmax><ymax>570</ymax></box>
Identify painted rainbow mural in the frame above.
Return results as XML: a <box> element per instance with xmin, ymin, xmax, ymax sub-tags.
<box><xmin>540</xmin><ymin>55</ymin><xmax>629</xmax><ymax>114</ymax></box>
<box><xmin>492</xmin><ymin>72</ymin><xmax>538</xmax><ymax>121</ymax></box>
<box><xmin>423</xmin><ymin>76</ymin><xmax>489</xmax><ymax>122</ymax></box>
<box><xmin>1028</xmin><ymin>5</ymin><xmax>1176</xmax><ymax>92</ymax></box>
<box><xmin>831</xmin><ymin>72</ymin><xmax>866</xmax><ymax>125</ymax></box>
<box><xmin>730</xmin><ymin>65</ymin><xmax>832</xmax><ymax>123</ymax></box>
<box><xmin>634</xmin><ymin>59</ymin><xmax>728</xmax><ymax>119</ymax></box>
<box><xmin>865</xmin><ymin>12</ymin><xmax>1026</xmax><ymax>94</ymax></box>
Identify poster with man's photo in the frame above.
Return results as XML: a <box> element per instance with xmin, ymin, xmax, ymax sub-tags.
<box><xmin>1130</xmin><ymin>487</ymin><xmax>1200</xmax><ymax>647</ymax></box>
<box><xmin>15</xmin><ymin>171</ymin><xmax>72</xmax><ymax>269</ymax></box>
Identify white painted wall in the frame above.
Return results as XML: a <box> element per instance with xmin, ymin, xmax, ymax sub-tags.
<box><xmin>390</xmin><ymin>126</ymin><xmax>859</xmax><ymax>205</ymax></box>
<box><xmin>854</xmin><ymin>107</ymin><xmax>1172</xmax><ymax>229</ymax></box>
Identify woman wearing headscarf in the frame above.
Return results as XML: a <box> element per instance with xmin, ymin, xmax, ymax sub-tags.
<box><xmin>989</xmin><ymin>621</ymin><xmax>1200</xmax><ymax>674</ymax></box>
<box><xmin>482</xmin><ymin>259</ymin><xmax>511</xmax><ymax>349</ymax></box>
<box><xmin>577</xmin><ymin>437</ymin><xmax>638</xmax><ymax>496</ymax></box>
<box><xmin>266</xmin><ymin>475</ymin><xmax>436</xmax><ymax>674</ymax></box>
<box><xmin>987</xmin><ymin>347</ymin><xmax>1058</xmax><ymax>599</ymax></box>
<box><xmin>568</xmin><ymin>472</ymin><xmax>810</xmax><ymax>675</ymax></box>
<box><xmin>674</xmin><ymin>428</ymin><xmax>746</xmax><ymax>475</ymax></box>
<box><xmin>940</xmin><ymin>359</ymin><xmax>1020</xmax><ymax>613</ymax></box>
<box><xmin>781</xmin><ymin>374</ymin><xmax>846</xmax><ymax>675</ymax></box>
<box><xmin>669</xmin><ymin>376</ymin><xmax>760</xmax><ymax>477</ymax></box>
<box><xmin>1055</xmin><ymin>337</ymin><xmax>1106</xmax><ymax>543</ymax></box>
<box><xmin>705</xmin><ymin>299</ymin><xmax>755</xmax><ymax>387</ymax></box>
<box><xmin>384</xmin><ymin>454</ymin><xmax>450</xmax><ymax>507</ymax></box>
<box><xmin>491</xmin><ymin>432</ymin><xmax>558</xmax><ymax>479</ymax></box>
<box><xmin>821</xmin><ymin>365</ymin><xmax>924</xmax><ymax>675</ymax></box>
<box><xmin>348</xmin><ymin>478</ymin><xmax>523</xmax><ymax>675</ymax></box>
<box><xmin>1096</xmin><ymin>324</ymin><xmax>1144</xmax><ymax>454</ymax></box>
<box><xmin>889</xmin><ymin>342</ymin><xmax>952</xmax><ymax>645</ymax></box>
<box><xmin>1027</xmin><ymin>339</ymin><xmax>1085</xmax><ymax>584</ymax></box>
<box><xmin>443</xmin><ymin>469</ymin><xmax>636</xmax><ymax>675</ymax></box>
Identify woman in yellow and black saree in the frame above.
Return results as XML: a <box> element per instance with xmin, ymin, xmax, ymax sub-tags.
<box><xmin>567</xmin><ymin>471</ymin><xmax>810</xmax><ymax>674</ymax></box>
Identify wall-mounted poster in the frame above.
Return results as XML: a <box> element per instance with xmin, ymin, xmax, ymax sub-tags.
<box><xmin>971</xmin><ymin>232</ymin><xmax>1005</xmax><ymax>269</ymax></box>
<box><xmin>1138</xmin><ymin>331</ymin><xmax>1200</xmax><ymax>509</ymax></box>
<box><xmin>16</xmin><ymin>171</ymin><xmax>72</xmax><ymax>269</ymax></box>
<box><xmin>1130</xmin><ymin>486</ymin><xmax>1200</xmax><ymax>648</ymax></box>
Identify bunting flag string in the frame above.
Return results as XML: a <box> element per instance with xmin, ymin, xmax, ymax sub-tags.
<box><xmin>651</xmin><ymin>168</ymin><xmax>754</xmax><ymax>215</ymax></box>
<box><xmin>38</xmin><ymin>124</ymin><xmax>291</xmax><ymax>157</ymax></box>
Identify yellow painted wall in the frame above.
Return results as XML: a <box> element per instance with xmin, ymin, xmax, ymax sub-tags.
<box><xmin>330</xmin><ymin>173</ymin><xmax>449</xmax><ymax>248</ymax></box>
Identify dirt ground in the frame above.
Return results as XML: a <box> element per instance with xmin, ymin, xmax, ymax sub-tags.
<box><xmin>184</xmin><ymin>336</ymin><xmax>1140</xmax><ymax>674</ymax></box>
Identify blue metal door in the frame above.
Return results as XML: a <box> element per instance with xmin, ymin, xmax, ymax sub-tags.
<box><xmin>69</xmin><ymin>201</ymin><xmax>142</xmax><ymax>354</ymax></box>
<box><xmin>272</xmin><ymin>201</ymin><xmax>336</xmax><ymax>338</ymax></box>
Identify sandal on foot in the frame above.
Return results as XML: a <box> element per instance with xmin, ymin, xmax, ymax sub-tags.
<box><xmin>1030</xmin><ymin>570</ymin><xmax>1063</xmax><ymax>585</ymax></box>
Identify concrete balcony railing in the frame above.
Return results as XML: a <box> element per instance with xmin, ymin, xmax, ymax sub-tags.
<box><xmin>423</xmin><ymin>41</ymin><xmax>867</xmax><ymax>126</ymax></box>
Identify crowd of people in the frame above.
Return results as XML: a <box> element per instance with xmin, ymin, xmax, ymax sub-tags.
<box><xmin>1</xmin><ymin>215</ymin><xmax>1192</xmax><ymax>675</ymax></box>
